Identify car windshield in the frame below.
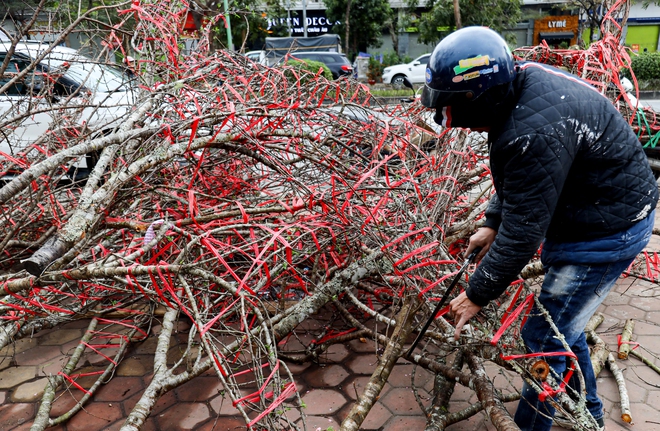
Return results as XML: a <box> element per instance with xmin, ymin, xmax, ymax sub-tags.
<box><xmin>42</xmin><ymin>55</ymin><xmax>130</xmax><ymax>93</ymax></box>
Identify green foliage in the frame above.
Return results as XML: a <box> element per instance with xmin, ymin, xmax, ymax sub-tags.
<box><xmin>366</xmin><ymin>51</ymin><xmax>412</xmax><ymax>82</ymax></box>
<box><xmin>5</xmin><ymin>0</ymin><xmax>41</xmax><ymax>16</ymax></box>
<box><xmin>416</xmin><ymin>0</ymin><xmax>522</xmax><ymax>45</ymax></box>
<box><xmin>625</xmin><ymin>52</ymin><xmax>660</xmax><ymax>81</ymax></box>
<box><xmin>370</xmin><ymin>88</ymin><xmax>414</xmax><ymax>97</ymax></box>
<box><xmin>45</xmin><ymin>0</ymin><xmax>128</xmax><ymax>28</ymax></box>
<box><xmin>284</xmin><ymin>59</ymin><xmax>333</xmax><ymax>82</ymax></box>
<box><xmin>324</xmin><ymin>0</ymin><xmax>393</xmax><ymax>55</ymax></box>
<box><xmin>382</xmin><ymin>51</ymin><xmax>403</xmax><ymax>66</ymax></box>
<box><xmin>204</xmin><ymin>0</ymin><xmax>288</xmax><ymax>50</ymax></box>
<box><xmin>367</xmin><ymin>56</ymin><xmax>385</xmax><ymax>82</ymax></box>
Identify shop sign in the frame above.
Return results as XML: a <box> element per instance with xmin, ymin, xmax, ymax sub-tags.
<box><xmin>266</xmin><ymin>13</ymin><xmax>340</xmax><ymax>35</ymax></box>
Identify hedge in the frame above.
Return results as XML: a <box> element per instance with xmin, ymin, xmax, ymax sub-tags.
<box><xmin>284</xmin><ymin>59</ymin><xmax>333</xmax><ymax>82</ymax></box>
<box><xmin>625</xmin><ymin>51</ymin><xmax>660</xmax><ymax>81</ymax></box>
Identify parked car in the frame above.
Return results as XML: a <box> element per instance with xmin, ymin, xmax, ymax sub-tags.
<box><xmin>0</xmin><ymin>42</ymin><xmax>136</xmax><ymax>179</ymax></box>
<box><xmin>382</xmin><ymin>54</ymin><xmax>431</xmax><ymax>87</ymax></box>
<box><xmin>244</xmin><ymin>50</ymin><xmax>266</xmax><ymax>65</ymax></box>
<box><xmin>285</xmin><ymin>51</ymin><xmax>353</xmax><ymax>79</ymax></box>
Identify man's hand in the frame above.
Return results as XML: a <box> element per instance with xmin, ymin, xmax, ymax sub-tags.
<box><xmin>449</xmin><ymin>291</ymin><xmax>482</xmax><ymax>340</ymax></box>
<box><xmin>466</xmin><ymin>227</ymin><xmax>497</xmax><ymax>261</ymax></box>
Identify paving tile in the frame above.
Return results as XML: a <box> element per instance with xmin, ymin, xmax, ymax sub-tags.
<box><xmin>208</xmin><ymin>389</ymin><xmax>253</xmax><ymax>416</ymax></box>
<box><xmin>300</xmin><ymin>388</ymin><xmax>347</xmax><ymax>415</ymax></box>
<box><xmin>13</xmin><ymin>344</ymin><xmax>62</xmax><ymax>366</ymax></box>
<box><xmin>0</xmin><ymin>366</ymin><xmax>36</xmax><ymax>389</ymax></box>
<box><xmin>282</xmin><ymin>360</ymin><xmax>311</xmax><ymax>375</ymax></box>
<box><xmin>386</xmin><ymin>363</ymin><xmax>433</xmax><ymax>388</ymax></box>
<box><xmin>121</xmin><ymin>384</ymin><xmax>178</xmax><ymax>418</ymax></box>
<box><xmin>446</xmin><ymin>381</ymin><xmax>479</xmax><ymax>403</ymax></box>
<box><xmin>381</xmin><ymin>414</ymin><xmax>429</xmax><ymax>431</ymax></box>
<box><xmin>0</xmin><ymin>402</ymin><xmax>35</xmax><ymax>430</ymax></box>
<box><xmin>599</xmin><ymin>290</ymin><xmax>630</xmax><ymax>307</ymax></box>
<box><xmin>152</xmin><ymin>387</ymin><xmax>179</xmax><ymax>415</ymax></box>
<box><xmin>303</xmin><ymin>363</ymin><xmax>349</xmax><ymax>387</ymax></box>
<box><xmin>85</xmin><ymin>347</ymin><xmax>121</xmax><ymax>366</ymax></box>
<box><xmin>626</xmin><ymin>402</ymin><xmax>660</xmax><ymax>429</ymax></box>
<box><xmin>337</xmin><ymin>400</ymin><xmax>391</xmax><ymax>430</ymax></box>
<box><xmin>36</xmin><ymin>356</ymin><xmax>68</xmax><ymax>377</ymax></box>
<box><xmin>116</xmin><ymin>355</ymin><xmax>151</xmax><ymax>376</ymax></box>
<box><xmin>59</xmin><ymin>338</ymin><xmax>82</xmax><ymax>357</ymax></box>
<box><xmin>343</xmin><ymin>375</ymin><xmax>392</xmax><ymax>401</ymax></box>
<box><xmin>61</xmin><ymin>319</ymin><xmax>96</xmax><ymax>330</ymax></box>
<box><xmin>347</xmin><ymin>336</ymin><xmax>380</xmax><ymax>354</ymax></box>
<box><xmin>38</xmin><ymin>329</ymin><xmax>84</xmax><ymax>346</ymax></box>
<box><xmin>297</xmin><ymin>414</ymin><xmax>341</xmax><ymax>431</ymax></box>
<box><xmin>195</xmin><ymin>416</ymin><xmax>246</xmax><ymax>431</ymax></box>
<box><xmin>345</xmin><ymin>353</ymin><xmax>380</xmax><ymax>374</ymax></box>
<box><xmin>64</xmin><ymin>401</ymin><xmax>123</xmax><ymax>431</ymax></box>
<box><xmin>0</xmin><ymin>338</ymin><xmax>37</xmax><ymax>356</ymax></box>
<box><xmin>131</xmin><ymin>334</ymin><xmax>160</xmax><ymax>355</ymax></box>
<box><xmin>626</xmin><ymin>293</ymin><xmax>660</xmax><ymax>312</ymax></box>
<box><xmin>317</xmin><ymin>343</ymin><xmax>351</xmax><ymax>364</ymax></box>
<box><xmin>175</xmin><ymin>376</ymin><xmax>223</xmax><ymax>401</ymax></box>
<box><xmin>94</xmin><ymin>376</ymin><xmax>144</xmax><ymax>402</ymax></box>
<box><xmin>621</xmin><ymin>378</ymin><xmax>649</xmax><ymax>404</ymax></box>
<box><xmin>278</xmin><ymin>335</ymin><xmax>310</xmax><ymax>352</ymax></box>
<box><xmin>155</xmin><ymin>402</ymin><xmax>210</xmax><ymax>429</ymax></box>
<box><xmin>646</xmin><ymin>387</ymin><xmax>660</xmax><ymax>411</ymax></box>
<box><xmin>11</xmin><ymin>378</ymin><xmax>48</xmax><ymax>402</ymax></box>
<box><xmin>380</xmin><ymin>386</ymin><xmax>427</xmax><ymax>414</ymax></box>
<box><xmin>63</xmin><ymin>365</ymin><xmax>106</xmax><ymax>390</ymax></box>
<box><xmin>602</xmin><ymin>304</ymin><xmax>647</xmax><ymax>321</ymax></box>
<box><xmin>9</xmin><ymin>422</ymin><xmax>66</xmax><ymax>431</ymax></box>
<box><xmin>49</xmin><ymin>391</ymin><xmax>81</xmax><ymax>417</ymax></box>
<box><xmin>0</xmin><ymin>356</ymin><xmax>11</xmax><ymax>371</ymax></box>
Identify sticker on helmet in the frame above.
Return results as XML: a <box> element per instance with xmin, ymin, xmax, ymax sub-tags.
<box><xmin>452</xmin><ymin>75</ymin><xmax>464</xmax><ymax>83</ymax></box>
<box><xmin>425</xmin><ymin>68</ymin><xmax>432</xmax><ymax>84</ymax></box>
<box><xmin>453</xmin><ymin>55</ymin><xmax>491</xmax><ymax>75</ymax></box>
<box><xmin>463</xmin><ymin>71</ymin><xmax>480</xmax><ymax>81</ymax></box>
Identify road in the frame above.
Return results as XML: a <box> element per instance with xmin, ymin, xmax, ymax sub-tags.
<box><xmin>640</xmin><ymin>98</ymin><xmax>660</xmax><ymax>112</ymax></box>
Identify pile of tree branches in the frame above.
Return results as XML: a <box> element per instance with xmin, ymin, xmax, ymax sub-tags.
<box><xmin>0</xmin><ymin>1</ymin><xmax>658</xmax><ymax>430</ymax></box>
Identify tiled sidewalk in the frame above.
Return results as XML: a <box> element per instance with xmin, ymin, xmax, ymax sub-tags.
<box><xmin>2</xmin><ymin>232</ymin><xmax>660</xmax><ymax>430</ymax></box>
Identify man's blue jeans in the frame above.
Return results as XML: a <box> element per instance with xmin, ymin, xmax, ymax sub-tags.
<box><xmin>513</xmin><ymin>259</ymin><xmax>633</xmax><ymax>430</ymax></box>
<box><xmin>513</xmin><ymin>212</ymin><xmax>654</xmax><ymax>431</ymax></box>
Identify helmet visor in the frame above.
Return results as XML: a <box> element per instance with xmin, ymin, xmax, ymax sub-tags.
<box><xmin>421</xmin><ymin>85</ymin><xmax>471</xmax><ymax>109</ymax></box>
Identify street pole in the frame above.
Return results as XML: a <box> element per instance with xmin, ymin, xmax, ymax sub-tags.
<box><xmin>302</xmin><ymin>0</ymin><xmax>308</xmax><ymax>37</ymax></box>
<box><xmin>223</xmin><ymin>0</ymin><xmax>234</xmax><ymax>51</ymax></box>
<box><xmin>287</xmin><ymin>0</ymin><xmax>292</xmax><ymax>36</ymax></box>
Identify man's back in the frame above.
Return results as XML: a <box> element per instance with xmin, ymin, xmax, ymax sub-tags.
<box><xmin>489</xmin><ymin>62</ymin><xmax>658</xmax><ymax>243</ymax></box>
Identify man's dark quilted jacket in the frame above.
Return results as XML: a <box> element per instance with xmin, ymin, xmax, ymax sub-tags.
<box><xmin>465</xmin><ymin>62</ymin><xmax>659</xmax><ymax>306</ymax></box>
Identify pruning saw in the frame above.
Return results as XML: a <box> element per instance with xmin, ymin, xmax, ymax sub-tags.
<box><xmin>406</xmin><ymin>246</ymin><xmax>482</xmax><ymax>358</ymax></box>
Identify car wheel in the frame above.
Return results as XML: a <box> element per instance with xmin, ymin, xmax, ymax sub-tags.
<box><xmin>391</xmin><ymin>74</ymin><xmax>407</xmax><ymax>89</ymax></box>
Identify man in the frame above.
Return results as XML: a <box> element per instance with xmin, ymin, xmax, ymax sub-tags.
<box><xmin>421</xmin><ymin>26</ymin><xmax>658</xmax><ymax>431</ymax></box>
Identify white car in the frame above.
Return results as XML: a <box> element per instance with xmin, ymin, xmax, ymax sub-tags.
<box><xmin>382</xmin><ymin>54</ymin><xmax>431</xmax><ymax>87</ymax></box>
<box><xmin>244</xmin><ymin>50</ymin><xmax>266</xmax><ymax>65</ymax></box>
<box><xmin>0</xmin><ymin>42</ymin><xmax>136</xmax><ymax>179</ymax></box>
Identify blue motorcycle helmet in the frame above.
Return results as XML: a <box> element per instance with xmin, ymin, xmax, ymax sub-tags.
<box><xmin>421</xmin><ymin>26</ymin><xmax>516</xmax><ymax>110</ymax></box>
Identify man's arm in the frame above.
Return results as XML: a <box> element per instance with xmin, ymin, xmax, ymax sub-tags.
<box><xmin>451</xmin><ymin>226</ymin><xmax>497</xmax><ymax>340</ymax></box>
<box><xmin>465</xmin><ymin>134</ymin><xmax>572</xmax><ymax>305</ymax></box>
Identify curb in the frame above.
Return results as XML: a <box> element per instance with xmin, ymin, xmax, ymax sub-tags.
<box><xmin>639</xmin><ymin>91</ymin><xmax>660</xmax><ymax>99</ymax></box>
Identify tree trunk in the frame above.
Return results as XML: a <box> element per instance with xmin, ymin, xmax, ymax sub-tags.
<box><xmin>453</xmin><ymin>0</ymin><xmax>462</xmax><ymax>29</ymax></box>
<box><xmin>345</xmin><ymin>0</ymin><xmax>352</xmax><ymax>55</ymax></box>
